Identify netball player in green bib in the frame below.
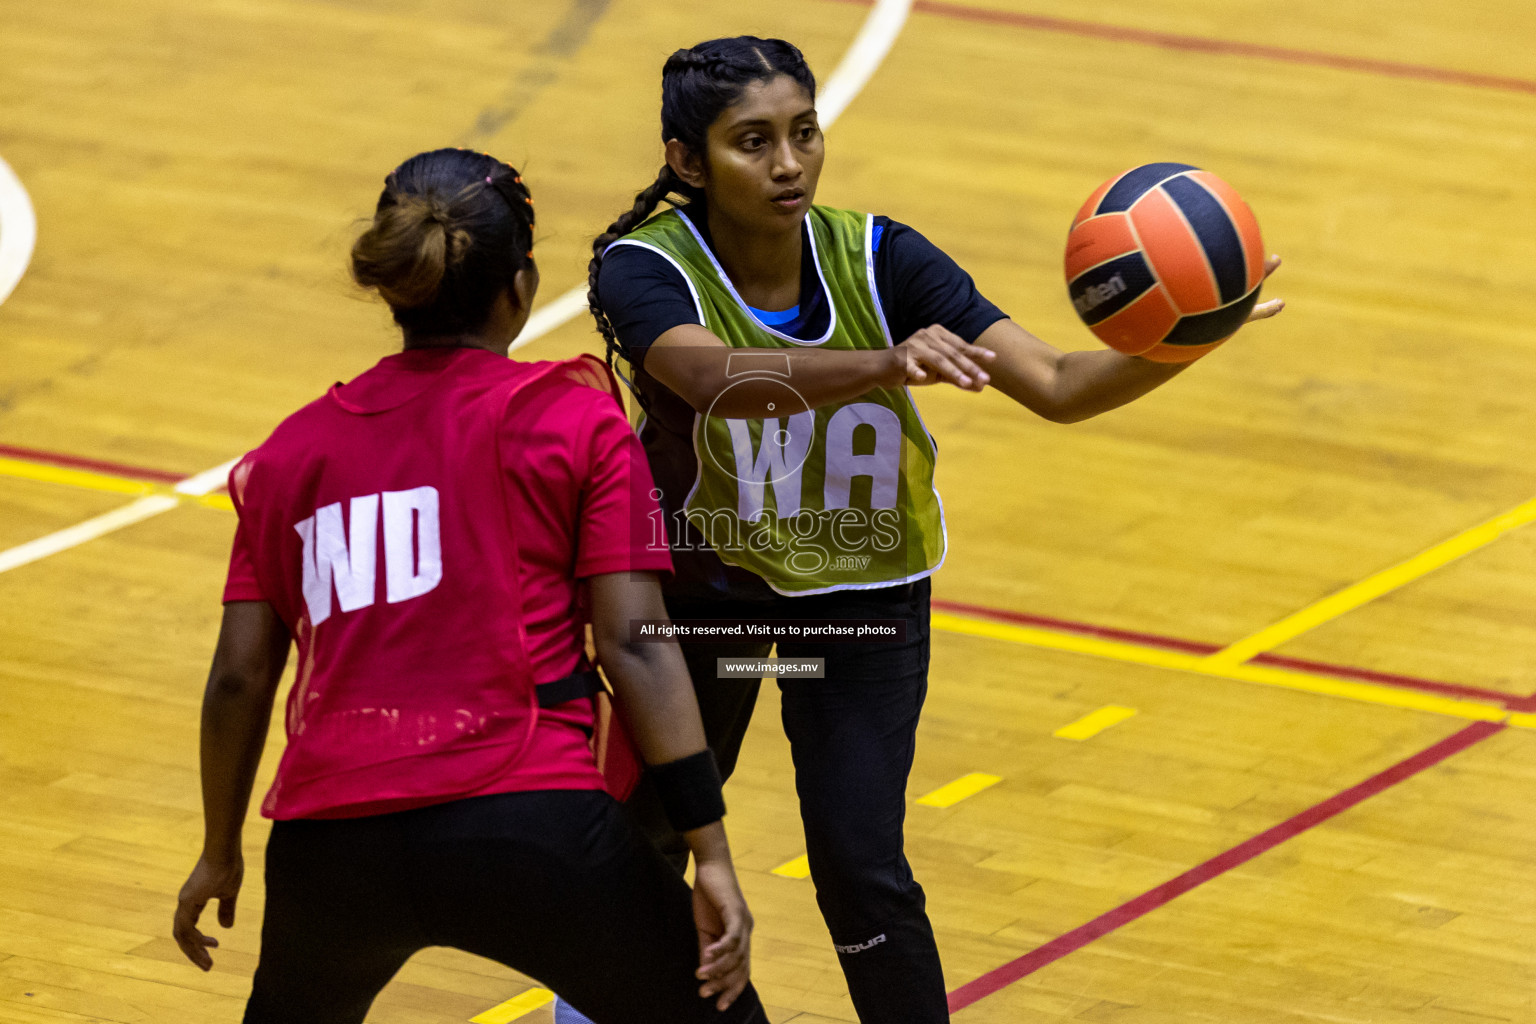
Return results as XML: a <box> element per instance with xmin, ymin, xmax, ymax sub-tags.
<box><xmin>584</xmin><ymin>37</ymin><xmax>1282</xmax><ymax>1024</ymax></box>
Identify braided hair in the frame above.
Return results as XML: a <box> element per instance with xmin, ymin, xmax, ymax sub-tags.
<box><xmin>353</xmin><ymin>148</ymin><xmax>536</xmax><ymax>339</ymax></box>
<box><xmin>587</xmin><ymin>37</ymin><xmax>817</xmax><ymax>394</ymax></box>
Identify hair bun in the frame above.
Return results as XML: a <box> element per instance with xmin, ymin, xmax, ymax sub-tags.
<box><xmin>351</xmin><ymin>147</ymin><xmax>535</xmax><ymax>335</ymax></box>
<box><xmin>421</xmin><ymin>195</ymin><xmax>452</xmax><ymax>225</ymax></box>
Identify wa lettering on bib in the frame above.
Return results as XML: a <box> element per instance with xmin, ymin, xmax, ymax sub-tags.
<box><xmin>612</xmin><ymin>207</ymin><xmax>946</xmax><ymax>595</ymax></box>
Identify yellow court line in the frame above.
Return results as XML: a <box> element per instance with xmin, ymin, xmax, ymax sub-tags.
<box><xmin>0</xmin><ymin>456</ymin><xmax>230</xmax><ymax>510</ymax></box>
<box><xmin>471</xmin><ymin>988</ymin><xmax>555</xmax><ymax>1024</ymax></box>
<box><xmin>930</xmin><ymin>611</ymin><xmax>1515</xmax><ymax>727</ymax></box>
<box><xmin>0</xmin><ymin>457</ymin><xmax>156</xmax><ymax>496</ymax></box>
<box><xmin>771</xmin><ymin>854</ymin><xmax>812</xmax><ymax>879</ymax></box>
<box><xmin>197</xmin><ymin>492</ymin><xmax>235</xmax><ymax>511</ymax></box>
<box><xmin>915</xmin><ymin>771</ymin><xmax>1001</xmax><ymax>807</ymax></box>
<box><xmin>1054</xmin><ymin>706</ymin><xmax>1138</xmax><ymax>741</ymax></box>
<box><xmin>1206</xmin><ymin>495</ymin><xmax>1536</xmax><ymax>667</ymax></box>
<box><xmin>8</xmin><ymin>453</ymin><xmax>1532</xmax><ymax>735</ymax></box>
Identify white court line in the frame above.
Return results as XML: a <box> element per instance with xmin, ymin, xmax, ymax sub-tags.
<box><xmin>0</xmin><ymin>0</ymin><xmax>915</xmax><ymax>576</ymax></box>
<box><xmin>510</xmin><ymin>282</ymin><xmax>590</xmax><ymax>353</ymax></box>
<box><xmin>173</xmin><ymin>458</ymin><xmax>242</xmax><ymax>498</ymax></box>
<box><xmin>0</xmin><ymin>458</ymin><xmax>235</xmax><ymax>576</ymax></box>
<box><xmin>0</xmin><ymin>496</ymin><xmax>180</xmax><ymax>575</ymax></box>
<box><xmin>0</xmin><ymin>154</ymin><xmax>39</xmax><ymax>306</ymax></box>
<box><xmin>817</xmin><ymin>0</ymin><xmax>913</xmax><ymax>127</ymax></box>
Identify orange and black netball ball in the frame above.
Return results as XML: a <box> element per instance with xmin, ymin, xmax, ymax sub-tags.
<box><xmin>1065</xmin><ymin>163</ymin><xmax>1264</xmax><ymax>362</ymax></box>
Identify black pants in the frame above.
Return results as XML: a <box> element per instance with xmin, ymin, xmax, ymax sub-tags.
<box><xmin>245</xmin><ymin>790</ymin><xmax>767</xmax><ymax>1024</ymax></box>
<box><xmin>627</xmin><ymin>579</ymin><xmax>948</xmax><ymax>1023</ymax></box>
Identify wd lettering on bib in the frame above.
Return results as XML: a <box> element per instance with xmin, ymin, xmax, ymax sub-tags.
<box><xmin>294</xmin><ymin>485</ymin><xmax>442</xmax><ymax>626</ymax></box>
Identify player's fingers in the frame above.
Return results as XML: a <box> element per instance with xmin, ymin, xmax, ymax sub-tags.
<box><xmin>907</xmin><ymin>336</ymin><xmax>973</xmax><ymax>383</ymax></box>
<box><xmin>180</xmin><ymin>935</ymin><xmax>214</xmax><ymax>971</ymax></box>
<box><xmin>173</xmin><ymin>902</ymin><xmax>214</xmax><ymax>970</ymax></box>
<box><xmin>217</xmin><ymin>894</ymin><xmax>237</xmax><ymax>928</ymax></box>
<box><xmin>921</xmin><ymin>324</ymin><xmax>970</xmax><ymax>349</ymax></box>
<box><xmin>695</xmin><ymin>919</ymin><xmax>723</xmax><ymax>976</ymax></box>
<box><xmin>1245</xmin><ymin>298</ymin><xmax>1285</xmax><ymax>322</ymax></box>
<box><xmin>697</xmin><ymin>909</ymin><xmax>747</xmax><ymax>977</ymax></box>
<box><xmin>172</xmin><ymin>922</ymin><xmax>200</xmax><ymax>967</ymax></box>
<box><xmin>905</xmin><ymin>360</ymin><xmax>929</xmax><ymax>383</ymax></box>
<box><xmin>958</xmin><ymin>357</ymin><xmax>991</xmax><ymax>386</ymax></box>
<box><xmin>173</xmin><ymin>895</ymin><xmax>204</xmax><ymax>937</ymax></box>
<box><xmin>698</xmin><ymin>932</ymin><xmax>746</xmax><ymax>981</ymax></box>
<box><xmin>915</xmin><ymin>348</ymin><xmax>982</xmax><ymax>390</ymax></box>
<box><xmin>699</xmin><ymin>924</ymin><xmax>742</xmax><ymax>961</ymax></box>
<box><xmin>918</xmin><ymin>329</ymin><xmax>992</xmax><ymax>387</ymax></box>
<box><xmin>929</xmin><ymin>341</ymin><xmax>992</xmax><ymax>385</ymax></box>
<box><xmin>711</xmin><ymin>964</ymin><xmax>751</xmax><ymax>1012</ymax></box>
<box><xmin>698</xmin><ymin>949</ymin><xmax>749</xmax><ymax>1004</ymax></box>
<box><xmin>1261</xmin><ymin>254</ymin><xmax>1282</xmax><ymax>279</ymax></box>
<box><xmin>699</xmin><ymin>898</ymin><xmax>751</xmax><ymax>998</ymax></box>
<box><xmin>920</xmin><ymin>327</ymin><xmax>993</xmax><ymax>370</ymax></box>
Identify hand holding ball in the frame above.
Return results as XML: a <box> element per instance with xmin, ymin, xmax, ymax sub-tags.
<box><xmin>1065</xmin><ymin>163</ymin><xmax>1277</xmax><ymax>362</ymax></box>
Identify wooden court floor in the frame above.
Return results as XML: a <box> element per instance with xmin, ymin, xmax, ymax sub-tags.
<box><xmin>2</xmin><ymin>0</ymin><xmax>1535</xmax><ymax>1020</ymax></box>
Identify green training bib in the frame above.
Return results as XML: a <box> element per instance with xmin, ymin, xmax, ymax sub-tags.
<box><xmin>611</xmin><ymin>206</ymin><xmax>946</xmax><ymax>596</ymax></box>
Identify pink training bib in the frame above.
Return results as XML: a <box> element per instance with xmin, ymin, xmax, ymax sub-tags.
<box><xmin>229</xmin><ymin>351</ymin><xmax>649</xmax><ymax>819</ymax></box>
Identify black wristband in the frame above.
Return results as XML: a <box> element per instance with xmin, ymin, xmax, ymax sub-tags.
<box><xmin>649</xmin><ymin>749</ymin><xmax>726</xmax><ymax>833</ymax></box>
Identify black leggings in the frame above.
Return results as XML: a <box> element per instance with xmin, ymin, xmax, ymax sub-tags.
<box><xmin>626</xmin><ymin>579</ymin><xmax>947</xmax><ymax>1024</ymax></box>
<box><xmin>245</xmin><ymin>789</ymin><xmax>766</xmax><ymax>1024</ymax></box>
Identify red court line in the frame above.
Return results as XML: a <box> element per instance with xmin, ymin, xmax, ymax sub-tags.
<box><xmin>946</xmin><ymin>720</ymin><xmax>1505</xmax><ymax>1012</ymax></box>
<box><xmin>0</xmin><ymin>443</ymin><xmax>187</xmax><ymax>484</ymax></box>
<box><xmin>825</xmin><ymin>0</ymin><xmax>1536</xmax><ymax>98</ymax></box>
<box><xmin>934</xmin><ymin>598</ymin><xmax>1221</xmax><ymax>656</ymax></box>
<box><xmin>930</xmin><ymin>598</ymin><xmax>1525</xmax><ymax>709</ymax></box>
<box><xmin>4</xmin><ymin>444</ymin><xmax>1525</xmax><ymax>709</ymax></box>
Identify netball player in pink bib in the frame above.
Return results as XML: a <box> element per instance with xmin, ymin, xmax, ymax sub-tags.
<box><xmin>172</xmin><ymin>148</ymin><xmax>768</xmax><ymax>1024</ymax></box>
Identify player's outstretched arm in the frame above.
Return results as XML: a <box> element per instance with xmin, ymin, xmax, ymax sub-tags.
<box><xmin>174</xmin><ymin>601</ymin><xmax>290</xmax><ymax>970</ymax></box>
<box><xmin>984</xmin><ymin>256</ymin><xmax>1283</xmax><ymax>423</ymax></box>
<box><xmin>646</xmin><ymin>323</ymin><xmax>995</xmax><ymax>418</ymax></box>
<box><xmin>588</xmin><ymin>570</ymin><xmax>753</xmax><ymax>1010</ymax></box>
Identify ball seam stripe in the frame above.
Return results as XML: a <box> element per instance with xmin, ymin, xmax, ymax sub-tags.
<box><xmin>1090</xmin><ymin>168</ymin><xmax>1132</xmax><ymax>218</ymax></box>
<box><xmin>1065</xmin><ymin>245</ymin><xmax>1152</xmax><ymax>286</ymax></box>
<box><xmin>1116</xmin><ymin>206</ymin><xmax>1180</xmax><ymax>347</ymax></box>
<box><xmin>1180</xmin><ymin>174</ymin><xmax>1254</xmax><ymax>299</ymax></box>
<box><xmin>1147</xmin><ymin>179</ymin><xmax>1221</xmax><ymax>315</ymax></box>
<box><xmin>1161</xmin><ymin>175</ymin><xmax>1248</xmax><ymax>304</ymax></box>
<box><xmin>1095</xmin><ymin>162</ymin><xmax>1200</xmax><ymax>215</ymax></box>
<box><xmin>1188</xmin><ymin>171</ymin><xmax>1264</xmax><ymax>291</ymax></box>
